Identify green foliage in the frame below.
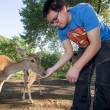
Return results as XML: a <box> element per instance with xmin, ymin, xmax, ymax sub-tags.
<box><xmin>0</xmin><ymin>35</ymin><xmax>35</xmax><ymax>60</ymax></box>
<box><xmin>40</xmin><ymin>51</ymin><xmax>61</xmax><ymax>69</ymax></box>
<box><xmin>0</xmin><ymin>36</ymin><xmax>17</xmax><ymax>60</ymax></box>
<box><xmin>10</xmin><ymin>71</ymin><xmax>24</xmax><ymax>80</ymax></box>
<box><xmin>52</xmin><ymin>71</ymin><xmax>66</xmax><ymax>79</ymax></box>
<box><xmin>40</xmin><ymin>51</ymin><xmax>71</xmax><ymax>79</ymax></box>
<box><xmin>20</xmin><ymin>0</ymin><xmax>48</xmax><ymax>44</ymax></box>
<box><xmin>20</xmin><ymin>0</ymin><xmax>60</xmax><ymax>52</ymax></box>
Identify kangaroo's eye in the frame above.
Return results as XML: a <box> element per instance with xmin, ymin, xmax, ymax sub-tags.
<box><xmin>31</xmin><ymin>59</ymin><xmax>35</xmax><ymax>63</ymax></box>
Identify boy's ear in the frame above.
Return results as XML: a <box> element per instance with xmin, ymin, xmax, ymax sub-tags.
<box><xmin>62</xmin><ymin>5</ymin><xmax>67</xmax><ymax>12</ymax></box>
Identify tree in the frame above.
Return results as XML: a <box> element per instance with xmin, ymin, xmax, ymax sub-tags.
<box><xmin>0</xmin><ymin>35</ymin><xmax>34</xmax><ymax>60</ymax></box>
<box><xmin>19</xmin><ymin>0</ymin><xmax>61</xmax><ymax>53</ymax></box>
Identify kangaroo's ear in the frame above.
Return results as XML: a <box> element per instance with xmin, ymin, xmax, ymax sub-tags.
<box><xmin>16</xmin><ymin>47</ymin><xmax>27</xmax><ymax>57</ymax></box>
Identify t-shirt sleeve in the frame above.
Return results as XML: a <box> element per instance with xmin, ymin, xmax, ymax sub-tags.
<box><xmin>58</xmin><ymin>30</ymin><xmax>68</xmax><ymax>42</ymax></box>
<box><xmin>80</xmin><ymin>4</ymin><xmax>99</xmax><ymax>32</ymax></box>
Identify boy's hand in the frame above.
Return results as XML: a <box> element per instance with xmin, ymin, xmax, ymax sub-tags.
<box><xmin>66</xmin><ymin>65</ymin><xmax>80</xmax><ymax>83</ymax></box>
<box><xmin>40</xmin><ymin>67</ymin><xmax>54</xmax><ymax>79</ymax></box>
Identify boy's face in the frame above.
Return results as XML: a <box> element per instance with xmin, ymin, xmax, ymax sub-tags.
<box><xmin>47</xmin><ymin>6</ymin><xmax>69</xmax><ymax>28</ymax></box>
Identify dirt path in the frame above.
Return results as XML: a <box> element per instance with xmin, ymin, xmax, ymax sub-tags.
<box><xmin>0</xmin><ymin>79</ymin><xmax>94</xmax><ymax>110</ymax></box>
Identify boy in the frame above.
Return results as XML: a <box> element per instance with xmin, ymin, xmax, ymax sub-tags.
<box><xmin>43</xmin><ymin>0</ymin><xmax>110</xmax><ymax>110</ymax></box>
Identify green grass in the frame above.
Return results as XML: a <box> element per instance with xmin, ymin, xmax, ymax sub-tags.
<box><xmin>52</xmin><ymin>71</ymin><xmax>66</xmax><ymax>79</ymax></box>
<box><xmin>10</xmin><ymin>71</ymin><xmax>24</xmax><ymax>80</ymax></box>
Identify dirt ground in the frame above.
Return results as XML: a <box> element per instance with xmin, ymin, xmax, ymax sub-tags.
<box><xmin>0</xmin><ymin>79</ymin><xmax>94</xmax><ymax>110</ymax></box>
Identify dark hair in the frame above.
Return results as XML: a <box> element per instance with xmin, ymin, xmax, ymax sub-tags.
<box><xmin>43</xmin><ymin>0</ymin><xmax>67</xmax><ymax>17</ymax></box>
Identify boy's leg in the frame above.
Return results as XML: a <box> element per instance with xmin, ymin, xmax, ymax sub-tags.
<box><xmin>70</xmin><ymin>62</ymin><xmax>94</xmax><ymax>110</ymax></box>
<box><xmin>93</xmin><ymin>60</ymin><xmax>110</xmax><ymax>110</ymax></box>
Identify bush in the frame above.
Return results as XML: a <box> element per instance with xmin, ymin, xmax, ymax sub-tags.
<box><xmin>40</xmin><ymin>51</ymin><xmax>71</xmax><ymax>79</ymax></box>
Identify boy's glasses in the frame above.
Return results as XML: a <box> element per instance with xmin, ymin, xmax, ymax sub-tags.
<box><xmin>49</xmin><ymin>11</ymin><xmax>59</xmax><ymax>24</ymax></box>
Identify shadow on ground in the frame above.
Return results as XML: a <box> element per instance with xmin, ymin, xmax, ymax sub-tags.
<box><xmin>0</xmin><ymin>79</ymin><xmax>94</xmax><ymax>110</ymax></box>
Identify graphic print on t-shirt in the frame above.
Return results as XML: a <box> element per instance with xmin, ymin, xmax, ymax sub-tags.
<box><xmin>67</xmin><ymin>27</ymin><xmax>90</xmax><ymax>48</ymax></box>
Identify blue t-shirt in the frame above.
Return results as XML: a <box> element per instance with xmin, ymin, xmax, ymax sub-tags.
<box><xmin>58</xmin><ymin>3</ymin><xmax>110</xmax><ymax>44</ymax></box>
